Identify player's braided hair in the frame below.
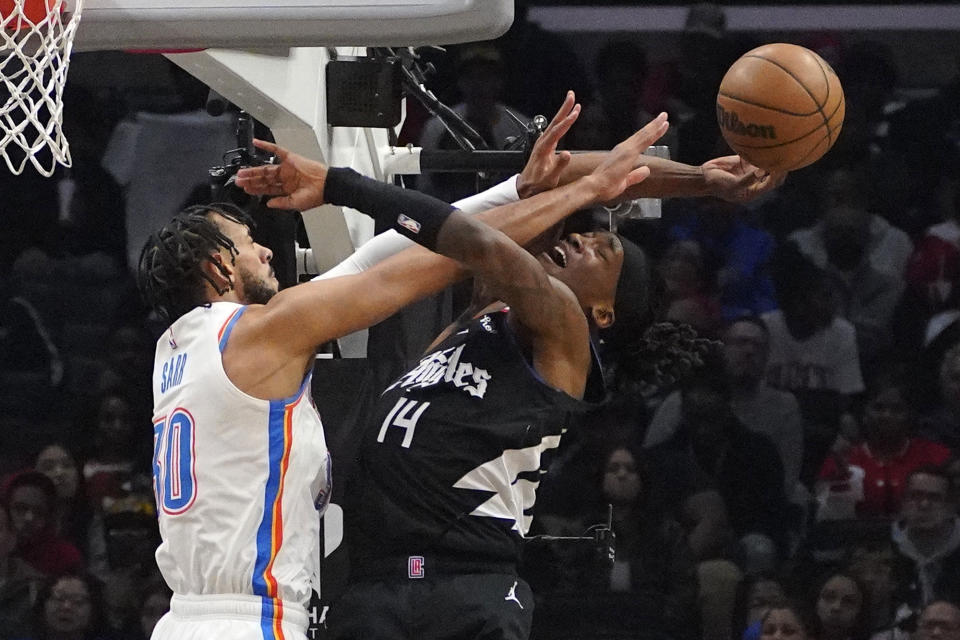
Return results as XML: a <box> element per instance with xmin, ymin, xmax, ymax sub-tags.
<box><xmin>137</xmin><ymin>203</ymin><xmax>253</xmax><ymax>324</ymax></box>
<box><xmin>598</xmin><ymin>235</ymin><xmax>721</xmax><ymax>395</ymax></box>
<box><xmin>615</xmin><ymin>321</ymin><xmax>721</xmax><ymax>396</ymax></box>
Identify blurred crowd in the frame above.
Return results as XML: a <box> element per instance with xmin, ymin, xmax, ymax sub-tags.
<box><xmin>4</xmin><ymin>3</ymin><xmax>960</xmax><ymax>640</ymax></box>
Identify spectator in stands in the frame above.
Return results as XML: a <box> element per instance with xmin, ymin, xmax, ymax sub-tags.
<box><xmin>664</xmin><ymin>3</ymin><xmax>742</xmax><ymax>164</ymax></box>
<box><xmin>791</xmin><ymin>168</ymin><xmax>907</xmax><ymax>366</ymax></box>
<box><xmin>645</xmin><ymin>315</ymin><xmax>805</xmax><ymax>503</ymax></box>
<box><xmin>902</xmin><ymin>173</ymin><xmax>960</xmax><ymax>351</ymax></box>
<box><xmin>922</xmin><ymin>344</ymin><xmax>960</xmax><ymax>451</ymax></box>
<box><xmin>2</xmin><ymin>471</ymin><xmax>83</xmax><ymax>577</ymax></box>
<box><xmin>647</xmin><ymin>368</ymin><xmax>790</xmax><ymax>561</ymax></box>
<box><xmin>890</xmin><ymin>467</ymin><xmax>960</xmax><ymax>609</ymax></box>
<box><xmin>497</xmin><ymin>0</ymin><xmax>591</xmax><ymax>125</ymax></box>
<box><xmin>847</xmin><ymin>541</ymin><xmax>902</xmax><ymax>636</ymax></box>
<box><xmin>569</xmin><ymin>40</ymin><xmax>679</xmax><ymax>155</ymax></box>
<box><xmin>94</xmin><ymin>325</ymin><xmax>153</xmax><ymax>404</ymax></box>
<box><xmin>818</xmin><ymin>371</ymin><xmax>951</xmax><ymax>519</ymax></box>
<box><xmin>79</xmin><ymin>391</ymin><xmax>152</xmax><ymax>516</ymax></box>
<box><xmin>666</xmin><ymin>197</ymin><xmax>779</xmax><ymax>323</ymax></box>
<box><xmin>33</xmin><ymin>442</ymin><xmax>96</xmax><ymax>560</ymax></box>
<box><xmin>136</xmin><ymin>579</ymin><xmax>171</xmax><ymax>640</ymax></box>
<box><xmin>531</xmin><ymin>442</ymin><xmax>699</xmax><ymax>640</ymax></box>
<box><xmin>791</xmin><ymin>167</ymin><xmax>912</xmax><ymax>282</ymax></box>
<box><xmin>417</xmin><ymin>44</ymin><xmax>530</xmax><ymax>203</ymax></box>
<box><xmin>0</xmin><ymin>502</ymin><xmax>41</xmax><ymax>639</ymax></box>
<box><xmin>914</xmin><ymin>601</ymin><xmax>960</xmax><ymax>640</ymax></box>
<box><xmin>763</xmin><ymin>242</ymin><xmax>864</xmax><ymax>485</ymax></box>
<box><xmin>658</xmin><ymin>240</ymin><xmax>722</xmax><ymax>336</ymax></box>
<box><xmin>733</xmin><ymin>573</ymin><xmax>787</xmax><ymax>640</ymax></box>
<box><xmin>0</xmin><ymin>251</ymin><xmax>64</xmax><ymax>421</ymax></box>
<box><xmin>763</xmin><ymin>243</ymin><xmax>863</xmax><ymax>399</ymax></box>
<box><xmin>26</xmin><ymin>572</ymin><xmax>110</xmax><ymax>640</ymax></box>
<box><xmin>759</xmin><ymin>602</ymin><xmax>816</xmax><ymax>640</ymax></box>
<box><xmin>813</xmin><ymin>572</ymin><xmax>871</xmax><ymax>640</ymax></box>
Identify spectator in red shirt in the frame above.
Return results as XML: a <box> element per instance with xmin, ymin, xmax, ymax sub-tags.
<box><xmin>3</xmin><ymin>471</ymin><xmax>84</xmax><ymax>576</ymax></box>
<box><xmin>818</xmin><ymin>369</ymin><xmax>952</xmax><ymax>518</ymax></box>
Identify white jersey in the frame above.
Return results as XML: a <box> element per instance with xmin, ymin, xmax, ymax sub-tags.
<box><xmin>151</xmin><ymin>302</ymin><xmax>330</xmax><ymax>614</ymax></box>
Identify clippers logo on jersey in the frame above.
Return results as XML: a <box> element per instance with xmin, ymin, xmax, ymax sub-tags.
<box><xmin>408</xmin><ymin>556</ymin><xmax>425</xmax><ymax>579</ymax></box>
<box><xmin>397</xmin><ymin>214</ymin><xmax>422</xmax><ymax>235</ymax></box>
<box><xmin>384</xmin><ymin>343</ymin><xmax>491</xmax><ymax>399</ymax></box>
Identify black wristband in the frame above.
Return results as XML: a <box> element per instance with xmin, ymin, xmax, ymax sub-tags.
<box><xmin>324</xmin><ymin>167</ymin><xmax>455</xmax><ymax>251</ymax></box>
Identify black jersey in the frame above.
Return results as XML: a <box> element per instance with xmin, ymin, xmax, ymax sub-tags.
<box><xmin>346</xmin><ymin>311</ymin><xmax>590</xmax><ymax>572</ymax></box>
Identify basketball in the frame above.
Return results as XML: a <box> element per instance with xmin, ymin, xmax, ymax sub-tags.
<box><xmin>1</xmin><ymin>0</ymin><xmax>62</xmax><ymax>30</ymax></box>
<box><xmin>716</xmin><ymin>43</ymin><xmax>845</xmax><ymax>172</ymax></box>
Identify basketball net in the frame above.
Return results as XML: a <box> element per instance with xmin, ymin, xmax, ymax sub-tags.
<box><xmin>0</xmin><ymin>0</ymin><xmax>83</xmax><ymax>176</ymax></box>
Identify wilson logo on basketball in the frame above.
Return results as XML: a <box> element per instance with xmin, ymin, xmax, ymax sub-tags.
<box><xmin>716</xmin><ymin>105</ymin><xmax>777</xmax><ymax>139</ymax></box>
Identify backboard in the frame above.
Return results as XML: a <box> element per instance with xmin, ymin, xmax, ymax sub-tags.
<box><xmin>74</xmin><ymin>0</ymin><xmax>514</xmax><ymax>50</ymax></box>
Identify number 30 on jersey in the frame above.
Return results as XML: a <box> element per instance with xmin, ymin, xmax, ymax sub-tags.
<box><xmin>152</xmin><ymin>408</ymin><xmax>198</xmax><ymax>514</ymax></box>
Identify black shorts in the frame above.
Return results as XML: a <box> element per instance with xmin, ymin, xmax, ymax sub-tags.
<box><xmin>328</xmin><ymin>573</ymin><xmax>534</xmax><ymax>640</ymax></box>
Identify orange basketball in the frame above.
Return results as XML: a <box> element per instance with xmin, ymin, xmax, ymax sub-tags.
<box><xmin>1</xmin><ymin>0</ymin><xmax>60</xmax><ymax>30</ymax></box>
<box><xmin>716</xmin><ymin>43</ymin><xmax>845</xmax><ymax>172</ymax></box>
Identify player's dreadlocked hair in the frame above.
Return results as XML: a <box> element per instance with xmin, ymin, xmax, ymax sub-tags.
<box><xmin>599</xmin><ymin>235</ymin><xmax>721</xmax><ymax>395</ymax></box>
<box><xmin>137</xmin><ymin>203</ymin><xmax>254</xmax><ymax>324</ymax></box>
<box><xmin>617</xmin><ymin>322</ymin><xmax>721</xmax><ymax>395</ymax></box>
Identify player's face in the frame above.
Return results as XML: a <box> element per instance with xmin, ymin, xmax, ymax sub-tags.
<box><xmin>537</xmin><ymin>231</ymin><xmax>624</xmax><ymax>320</ymax></box>
<box><xmin>211</xmin><ymin>214</ymin><xmax>278</xmax><ymax>305</ymax></box>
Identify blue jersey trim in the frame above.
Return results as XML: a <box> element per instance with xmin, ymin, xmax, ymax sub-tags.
<box><xmin>259</xmin><ymin>597</ymin><xmax>275</xmax><ymax>639</ymax></box>
<box><xmin>218</xmin><ymin>306</ymin><xmax>247</xmax><ymax>353</ymax></box>
<box><xmin>252</xmin><ymin>399</ymin><xmax>286</xmax><ymax>599</ymax></box>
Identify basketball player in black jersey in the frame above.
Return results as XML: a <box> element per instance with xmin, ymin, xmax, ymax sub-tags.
<box><xmin>328</xmin><ymin>227</ymin><xmax>651</xmax><ymax>640</ymax></box>
<box><xmin>237</xmin><ymin>96</ymin><xmax>785</xmax><ymax>640</ymax></box>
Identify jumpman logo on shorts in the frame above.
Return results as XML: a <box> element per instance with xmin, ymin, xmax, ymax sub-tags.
<box><xmin>504</xmin><ymin>581</ymin><xmax>523</xmax><ymax>609</ymax></box>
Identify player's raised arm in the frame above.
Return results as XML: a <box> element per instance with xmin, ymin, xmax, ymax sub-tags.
<box><xmin>558</xmin><ymin>146</ymin><xmax>787</xmax><ymax>204</ymax></box>
<box><xmin>238</xmin><ymin>92</ymin><xmax>581</xmax><ymax>280</ymax></box>
<box><xmin>229</xmin><ymin>113</ymin><xmax>665</xmax><ymax>363</ymax></box>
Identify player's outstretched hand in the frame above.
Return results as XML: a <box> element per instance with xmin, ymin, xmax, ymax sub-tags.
<box><xmin>235</xmin><ymin>140</ymin><xmax>328</xmax><ymax>211</ymax></box>
<box><xmin>701</xmin><ymin>155</ymin><xmax>787</xmax><ymax>204</ymax></box>
<box><xmin>587</xmin><ymin>112</ymin><xmax>669</xmax><ymax>204</ymax></box>
<box><xmin>515</xmin><ymin>91</ymin><xmax>581</xmax><ymax>199</ymax></box>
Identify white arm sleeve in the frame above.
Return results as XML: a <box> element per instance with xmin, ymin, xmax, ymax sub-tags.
<box><xmin>313</xmin><ymin>175</ymin><xmax>521</xmax><ymax>281</ymax></box>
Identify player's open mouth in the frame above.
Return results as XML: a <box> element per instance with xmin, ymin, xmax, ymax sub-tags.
<box><xmin>547</xmin><ymin>245</ymin><xmax>567</xmax><ymax>268</ymax></box>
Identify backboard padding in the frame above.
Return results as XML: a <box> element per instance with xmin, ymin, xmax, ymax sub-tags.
<box><xmin>74</xmin><ymin>0</ymin><xmax>513</xmax><ymax>50</ymax></box>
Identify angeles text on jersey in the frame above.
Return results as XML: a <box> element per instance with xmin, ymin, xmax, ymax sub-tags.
<box><xmin>383</xmin><ymin>343</ymin><xmax>491</xmax><ymax>399</ymax></box>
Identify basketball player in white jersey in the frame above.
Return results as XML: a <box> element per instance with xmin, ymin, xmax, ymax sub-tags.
<box><xmin>139</xmin><ymin>91</ymin><xmax>783</xmax><ymax>640</ymax></box>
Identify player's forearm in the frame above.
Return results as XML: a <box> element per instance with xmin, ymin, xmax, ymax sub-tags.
<box><xmin>317</xmin><ymin>176</ymin><xmax>520</xmax><ymax>280</ymax></box>
<box><xmin>560</xmin><ymin>152</ymin><xmax>713</xmax><ymax>200</ymax></box>
<box><xmin>322</xmin><ymin>167</ymin><xmax>599</xmax><ymax>278</ymax></box>
<box><xmin>474</xmin><ymin>176</ymin><xmax>599</xmax><ymax>247</ymax></box>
